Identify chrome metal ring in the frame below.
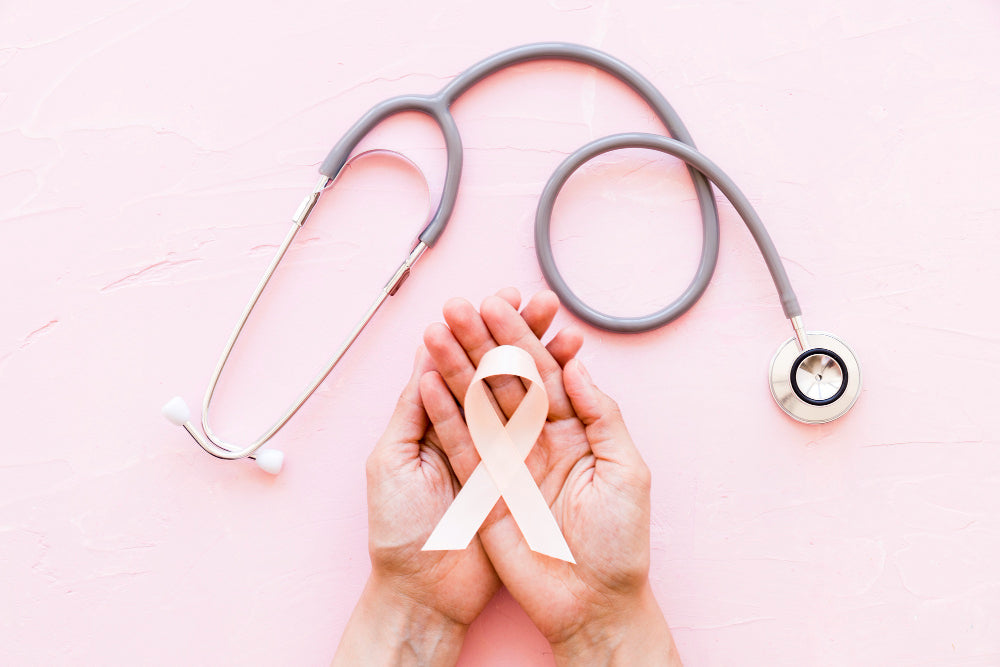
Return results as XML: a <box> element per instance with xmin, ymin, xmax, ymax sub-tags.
<box><xmin>790</xmin><ymin>348</ymin><xmax>848</xmax><ymax>406</ymax></box>
<box><xmin>769</xmin><ymin>332</ymin><xmax>861</xmax><ymax>424</ymax></box>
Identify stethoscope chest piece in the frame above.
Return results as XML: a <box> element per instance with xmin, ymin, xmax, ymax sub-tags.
<box><xmin>769</xmin><ymin>332</ymin><xmax>861</xmax><ymax>424</ymax></box>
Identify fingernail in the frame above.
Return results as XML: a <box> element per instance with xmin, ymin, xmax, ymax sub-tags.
<box><xmin>575</xmin><ymin>358</ymin><xmax>592</xmax><ymax>384</ymax></box>
<box><xmin>413</xmin><ymin>346</ymin><xmax>426</xmax><ymax>370</ymax></box>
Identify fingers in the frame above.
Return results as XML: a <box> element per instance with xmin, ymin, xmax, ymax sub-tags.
<box><xmin>494</xmin><ymin>286</ymin><xmax>522</xmax><ymax>311</ymax></box>
<box><xmin>428</xmin><ymin>289</ymin><xmax>565</xmax><ymax>415</ymax></box>
<box><xmin>480</xmin><ymin>295</ymin><xmax>575</xmax><ymax>420</ymax></box>
<box><xmin>423</xmin><ymin>316</ymin><xmax>516</xmax><ymax>421</ymax></box>
<box><xmin>495</xmin><ymin>287</ymin><xmax>560</xmax><ymax>341</ymax></box>
<box><xmin>562</xmin><ymin>358</ymin><xmax>647</xmax><ymax>477</ymax></box>
<box><xmin>520</xmin><ymin>290</ymin><xmax>560</xmax><ymax>340</ymax></box>
<box><xmin>379</xmin><ymin>347</ymin><xmax>434</xmax><ymax>446</ymax></box>
<box><xmin>546</xmin><ymin>324</ymin><xmax>584</xmax><ymax>367</ymax></box>
<box><xmin>419</xmin><ymin>370</ymin><xmax>481</xmax><ymax>484</ymax></box>
<box><xmin>439</xmin><ymin>297</ymin><xmax>527</xmax><ymax>415</ymax></box>
<box><xmin>425</xmin><ymin>288</ymin><xmax>577</xmax><ymax>423</ymax></box>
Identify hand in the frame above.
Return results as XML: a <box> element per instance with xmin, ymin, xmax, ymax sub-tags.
<box><xmin>420</xmin><ymin>289</ymin><xmax>681</xmax><ymax>666</ymax></box>
<box><xmin>334</xmin><ymin>288</ymin><xmax>578</xmax><ymax>666</ymax></box>
<box><xmin>333</xmin><ymin>344</ymin><xmax>494</xmax><ymax>666</ymax></box>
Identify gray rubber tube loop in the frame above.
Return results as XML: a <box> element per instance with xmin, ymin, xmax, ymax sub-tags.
<box><xmin>318</xmin><ymin>42</ymin><xmax>801</xmax><ymax>333</ymax></box>
<box><xmin>319</xmin><ymin>95</ymin><xmax>463</xmax><ymax>245</ymax></box>
<box><xmin>536</xmin><ymin>133</ymin><xmax>801</xmax><ymax>332</ymax></box>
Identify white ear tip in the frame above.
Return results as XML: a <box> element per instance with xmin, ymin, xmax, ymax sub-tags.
<box><xmin>255</xmin><ymin>449</ymin><xmax>284</xmax><ymax>475</ymax></box>
<box><xmin>162</xmin><ymin>397</ymin><xmax>191</xmax><ymax>426</ymax></box>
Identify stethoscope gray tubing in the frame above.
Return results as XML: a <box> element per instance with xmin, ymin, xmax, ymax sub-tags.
<box><xmin>320</xmin><ymin>43</ymin><xmax>722</xmax><ymax>257</ymax></box>
<box><xmin>164</xmin><ymin>42</ymin><xmax>855</xmax><ymax>473</ymax></box>
<box><xmin>318</xmin><ymin>42</ymin><xmax>801</xmax><ymax>325</ymax></box>
<box><xmin>536</xmin><ymin>132</ymin><xmax>797</xmax><ymax>332</ymax></box>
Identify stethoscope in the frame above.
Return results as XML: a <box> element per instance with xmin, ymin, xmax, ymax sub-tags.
<box><xmin>162</xmin><ymin>43</ymin><xmax>861</xmax><ymax>475</ymax></box>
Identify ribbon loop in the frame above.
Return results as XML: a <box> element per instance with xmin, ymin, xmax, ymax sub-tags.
<box><xmin>422</xmin><ymin>345</ymin><xmax>575</xmax><ymax>563</ymax></box>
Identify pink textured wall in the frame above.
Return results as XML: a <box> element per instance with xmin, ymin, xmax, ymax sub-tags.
<box><xmin>2</xmin><ymin>1</ymin><xmax>999</xmax><ymax>664</ymax></box>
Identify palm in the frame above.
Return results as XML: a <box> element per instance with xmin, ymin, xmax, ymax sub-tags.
<box><xmin>370</xmin><ymin>428</ymin><xmax>500</xmax><ymax>625</ymax></box>
<box><xmin>480</xmin><ymin>417</ymin><xmax>650</xmax><ymax>640</ymax></box>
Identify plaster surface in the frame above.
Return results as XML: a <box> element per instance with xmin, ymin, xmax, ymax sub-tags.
<box><xmin>2</xmin><ymin>1</ymin><xmax>999</xmax><ymax>664</ymax></box>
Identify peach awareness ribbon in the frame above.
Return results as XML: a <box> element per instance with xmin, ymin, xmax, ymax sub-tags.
<box><xmin>422</xmin><ymin>345</ymin><xmax>575</xmax><ymax>563</ymax></box>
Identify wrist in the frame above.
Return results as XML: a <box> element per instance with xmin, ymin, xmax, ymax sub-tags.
<box><xmin>333</xmin><ymin>574</ymin><xmax>468</xmax><ymax>666</ymax></box>
<box><xmin>550</xmin><ymin>582</ymin><xmax>681</xmax><ymax>667</ymax></box>
<box><xmin>367</xmin><ymin>571</ymin><xmax>470</xmax><ymax>634</ymax></box>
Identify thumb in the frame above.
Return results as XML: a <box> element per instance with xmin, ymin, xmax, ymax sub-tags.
<box><xmin>380</xmin><ymin>347</ymin><xmax>433</xmax><ymax>446</ymax></box>
<box><xmin>563</xmin><ymin>358</ymin><xmax>643</xmax><ymax>469</ymax></box>
<box><xmin>420</xmin><ymin>370</ymin><xmax>481</xmax><ymax>484</ymax></box>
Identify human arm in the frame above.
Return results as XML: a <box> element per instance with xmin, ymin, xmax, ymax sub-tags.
<box><xmin>544</xmin><ymin>357</ymin><xmax>681</xmax><ymax>665</ymax></box>
<box><xmin>333</xmin><ymin>575</ymin><xmax>468</xmax><ymax>666</ymax></box>
<box><xmin>331</xmin><ymin>346</ymin><xmax>496</xmax><ymax>666</ymax></box>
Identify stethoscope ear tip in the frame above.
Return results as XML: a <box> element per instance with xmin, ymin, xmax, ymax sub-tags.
<box><xmin>162</xmin><ymin>396</ymin><xmax>191</xmax><ymax>426</ymax></box>
<box><xmin>162</xmin><ymin>395</ymin><xmax>284</xmax><ymax>473</ymax></box>
<box><xmin>254</xmin><ymin>449</ymin><xmax>284</xmax><ymax>475</ymax></box>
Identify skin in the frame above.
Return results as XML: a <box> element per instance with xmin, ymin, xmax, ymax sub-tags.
<box><xmin>334</xmin><ymin>289</ymin><xmax>681</xmax><ymax>666</ymax></box>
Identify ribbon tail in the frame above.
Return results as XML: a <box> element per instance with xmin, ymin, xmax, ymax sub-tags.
<box><xmin>422</xmin><ymin>463</ymin><xmax>501</xmax><ymax>552</ymax></box>
<box><xmin>501</xmin><ymin>465</ymin><xmax>576</xmax><ymax>564</ymax></box>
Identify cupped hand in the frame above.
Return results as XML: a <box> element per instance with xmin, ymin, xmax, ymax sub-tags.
<box><xmin>420</xmin><ymin>289</ymin><xmax>680</xmax><ymax>665</ymax></box>
<box><xmin>364</xmin><ymin>287</ymin><xmax>577</xmax><ymax>627</ymax></box>
<box><xmin>363</xmin><ymin>343</ymin><xmax>498</xmax><ymax>628</ymax></box>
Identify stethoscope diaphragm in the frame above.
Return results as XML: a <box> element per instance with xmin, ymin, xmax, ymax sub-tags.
<box><xmin>769</xmin><ymin>333</ymin><xmax>861</xmax><ymax>424</ymax></box>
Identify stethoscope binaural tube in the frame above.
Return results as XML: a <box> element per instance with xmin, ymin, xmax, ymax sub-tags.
<box><xmin>163</xmin><ymin>42</ymin><xmax>861</xmax><ymax>474</ymax></box>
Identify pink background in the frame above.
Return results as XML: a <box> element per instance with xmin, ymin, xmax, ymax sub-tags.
<box><xmin>2</xmin><ymin>0</ymin><xmax>999</xmax><ymax>664</ymax></box>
